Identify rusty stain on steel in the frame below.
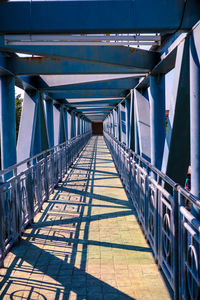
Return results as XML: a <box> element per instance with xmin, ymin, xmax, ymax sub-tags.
<box><xmin>22</xmin><ymin>56</ymin><xmax>61</xmax><ymax>63</ymax></box>
<box><xmin>128</xmin><ymin>48</ymin><xmax>137</xmax><ymax>54</ymax></box>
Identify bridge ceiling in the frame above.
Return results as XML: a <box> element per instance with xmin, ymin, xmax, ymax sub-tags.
<box><xmin>0</xmin><ymin>0</ymin><xmax>200</xmax><ymax>122</ymax></box>
<box><xmin>1</xmin><ymin>1</ymin><xmax>200</xmax><ymax>33</ymax></box>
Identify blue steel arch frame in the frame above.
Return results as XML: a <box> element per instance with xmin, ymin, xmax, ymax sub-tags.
<box><xmin>0</xmin><ymin>1</ymin><xmax>200</xmax><ymax>299</ymax></box>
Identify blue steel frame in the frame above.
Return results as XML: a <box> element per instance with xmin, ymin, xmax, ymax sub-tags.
<box><xmin>0</xmin><ymin>2</ymin><xmax>200</xmax><ymax>299</ymax></box>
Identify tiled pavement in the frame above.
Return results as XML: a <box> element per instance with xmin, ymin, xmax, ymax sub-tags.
<box><xmin>0</xmin><ymin>136</ymin><xmax>171</xmax><ymax>300</ymax></box>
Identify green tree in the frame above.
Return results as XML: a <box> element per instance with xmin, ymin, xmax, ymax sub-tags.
<box><xmin>15</xmin><ymin>94</ymin><xmax>23</xmax><ymax>139</ymax></box>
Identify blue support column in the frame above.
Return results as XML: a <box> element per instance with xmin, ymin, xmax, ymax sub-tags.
<box><xmin>109</xmin><ymin>113</ymin><xmax>112</xmax><ymax>135</ymax></box>
<box><xmin>53</xmin><ymin>104</ymin><xmax>60</xmax><ymax>146</ymax></box>
<box><xmin>80</xmin><ymin>116</ymin><xmax>83</xmax><ymax>135</ymax></box>
<box><xmin>116</xmin><ymin>106</ymin><xmax>120</xmax><ymax>141</ymax></box>
<box><xmin>149</xmin><ymin>74</ymin><xmax>166</xmax><ymax>169</ymax></box>
<box><xmin>59</xmin><ymin>105</ymin><xmax>66</xmax><ymax>143</ymax></box>
<box><xmin>119</xmin><ymin>103</ymin><xmax>126</xmax><ymax>145</ymax></box>
<box><xmin>39</xmin><ymin>93</ymin><xmax>49</xmax><ymax>152</ymax></box>
<box><xmin>45</xmin><ymin>99</ymin><xmax>54</xmax><ymax>147</ymax></box>
<box><xmin>67</xmin><ymin>110</ymin><xmax>71</xmax><ymax>139</ymax></box>
<box><xmin>83</xmin><ymin>118</ymin><xmax>85</xmax><ymax>134</ymax></box>
<box><xmin>130</xmin><ymin>89</ymin><xmax>135</xmax><ymax>151</ymax></box>
<box><xmin>70</xmin><ymin>111</ymin><xmax>74</xmax><ymax>138</ymax></box>
<box><xmin>31</xmin><ymin>92</ymin><xmax>42</xmax><ymax>156</ymax></box>
<box><xmin>74</xmin><ymin>113</ymin><xmax>77</xmax><ymax>136</ymax></box>
<box><xmin>112</xmin><ymin>111</ymin><xmax>115</xmax><ymax>136</ymax></box>
<box><xmin>107</xmin><ymin>115</ymin><xmax>110</xmax><ymax>133</ymax></box>
<box><xmin>63</xmin><ymin>107</ymin><xmax>68</xmax><ymax>141</ymax></box>
<box><xmin>112</xmin><ymin>109</ymin><xmax>116</xmax><ymax>137</ymax></box>
<box><xmin>109</xmin><ymin>113</ymin><xmax>111</xmax><ymax>134</ymax></box>
<box><xmin>0</xmin><ymin>76</ymin><xmax>16</xmax><ymax>171</ymax></box>
<box><xmin>125</xmin><ymin>98</ymin><xmax>131</xmax><ymax>147</ymax></box>
<box><xmin>73</xmin><ymin>112</ymin><xmax>76</xmax><ymax>137</ymax></box>
<box><xmin>190</xmin><ymin>33</ymin><xmax>200</xmax><ymax>216</ymax></box>
<box><xmin>77</xmin><ymin>114</ymin><xmax>80</xmax><ymax>135</ymax></box>
<box><xmin>134</xmin><ymin>90</ymin><xmax>140</xmax><ymax>155</ymax></box>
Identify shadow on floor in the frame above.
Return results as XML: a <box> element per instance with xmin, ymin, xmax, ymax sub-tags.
<box><xmin>0</xmin><ymin>136</ymin><xmax>153</xmax><ymax>299</ymax></box>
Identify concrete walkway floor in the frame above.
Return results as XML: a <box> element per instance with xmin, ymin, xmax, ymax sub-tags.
<box><xmin>0</xmin><ymin>136</ymin><xmax>171</xmax><ymax>300</ymax></box>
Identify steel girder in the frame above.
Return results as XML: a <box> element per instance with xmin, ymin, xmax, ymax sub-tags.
<box><xmin>0</xmin><ymin>1</ymin><xmax>200</xmax><ymax>33</ymax></box>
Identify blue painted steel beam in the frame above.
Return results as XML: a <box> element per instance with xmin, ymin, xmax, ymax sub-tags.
<box><xmin>0</xmin><ymin>1</ymin><xmax>199</xmax><ymax>33</ymax></box>
<box><xmin>49</xmin><ymin>89</ymin><xmax>129</xmax><ymax>99</ymax></box>
<box><xmin>0</xmin><ymin>76</ymin><xmax>16</xmax><ymax>172</ymax></box>
<box><xmin>0</xmin><ymin>54</ymin><xmax>48</xmax><ymax>91</ymax></box>
<box><xmin>0</xmin><ymin>41</ymin><xmax>160</xmax><ymax>72</ymax></box>
<box><xmin>7</xmin><ymin>56</ymin><xmax>146</xmax><ymax>75</ymax></box>
<box><xmin>76</xmin><ymin>108</ymin><xmax>111</xmax><ymax>112</ymax></box>
<box><xmin>152</xmin><ymin>48</ymin><xmax>177</xmax><ymax>75</ymax></box>
<box><xmin>43</xmin><ymin>77</ymin><xmax>139</xmax><ymax>91</ymax></box>
<box><xmin>67</xmin><ymin>99</ymin><xmax>121</xmax><ymax>106</ymax></box>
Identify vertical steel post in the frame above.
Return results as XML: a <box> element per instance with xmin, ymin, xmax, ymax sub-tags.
<box><xmin>63</xmin><ymin>107</ymin><xmax>68</xmax><ymax>140</ymax></box>
<box><xmin>190</xmin><ymin>34</ymin><xmax>200</xmax><ymax>216</ymax></box>
<box><xmin>125</xmin><ymin>98</ymin><xmax>131</xmax><ymax>147</ymax></box>
<box><xmin>134</xmin><ymin>90</ymin><xmax>140</xmax><ymax>154</ymax></box>
<box><xmin>71</xmin><ymin>111</ymin><xmax>75</xmax><ymax>138</ymax></box>
<box><xmin>116</xmin><ymin>106</ymin><xmax>120</xmax><ymax>141</ymax></box>
<box><xmin>67</xmin><ymin>110</ymin><xmax>72</xmax><ymax>139</ymax></box>
<box><xmin>108</xmin><ymin>114</ymin><xmax>110</xmax><ymax>134</ymax></box>
<box><xmin>130</xmin><ymin>89</ymin><xmax>135</xmax><ymax>151</ymax></box>
<box><xmin>149</xmin><ymin>75</ymin><xmax>166</xmax><ymax>169</ymax></box>
<box><xmin>77</xmin><ymin>114</ymin><xmax>80</xmax><ymax>135</ymax></box>
<box><xmin>83</xmin><ymin>118</ymin><xmax>85</xmax><ymax>133</ymax></box>
<box><xmin>45</xmin><ymin>99</ymin><xmax>54</xmax><ymax>147</ymax></box>
<box><xmin>0</xmin><ymin>76</ymin><xmax>16</xmax><ymax>171</ymax></box>
<box><xmin>80</xmin><ymin>116</ymin><xmax>83</xmax><ymax>135</ymax></box>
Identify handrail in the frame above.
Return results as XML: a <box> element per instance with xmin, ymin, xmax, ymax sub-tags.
<box><xmin>0</xmin><ymin>131</ymin><xmax>92</xmax><ymax>267</ymax></box>
<box><xmin>112</xmin><ymin>133</ymin><xmax>177</xmax><ymax>186</ymax></box>
<box><xmin>0</xmin><ymin>134</ymin><xmax>84</xmax><ymax>178</ymax></box>
<box><xmin>104</xmin><ymin>130</ymin><xmax>200</xmax><ymax>300</ymax></box>
<box><xmin>104</xmin><ymin>130</ymin><xmax>200</xmax><ymax>209</ymax></box>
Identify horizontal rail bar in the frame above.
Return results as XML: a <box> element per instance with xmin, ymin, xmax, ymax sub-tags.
<box><xmin>103</xmin><ymin>130</ymin><xmax>200</xmax><ymax>300</ymax></box>
<box><xmin>0</xmin><ymin>131</ymin><xmax>92</xmax><ymax>267</ymax></box>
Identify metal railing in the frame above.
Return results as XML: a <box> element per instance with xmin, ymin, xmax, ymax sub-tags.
<box><xmin>104</xmin><ymin>130</ymin><xmax>200</xmax><ymax>300</ymax></box>
<box><xmin>0</xmin><ymin>131</ymin><xmax>92</xmax><ymax>267</ymax></box>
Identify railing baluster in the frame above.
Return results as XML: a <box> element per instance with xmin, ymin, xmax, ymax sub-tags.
<box><xmin>0</xmin><ymin>131</ymin><xmax>92</xmax><ymax>266</ymax></box>
<box><xmin>103</xmin><ymin>130</ymin><xmax>200</xmax><ymax>300</ymax></box>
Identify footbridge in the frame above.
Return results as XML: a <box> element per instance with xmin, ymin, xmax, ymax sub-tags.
<box><xmin>0</xmin><ymin>1</ymin><xmax>200</xmax><ymax>299</ymax></box>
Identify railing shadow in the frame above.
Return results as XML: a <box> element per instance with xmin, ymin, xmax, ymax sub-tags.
<box><xmin>0</xmin><ymin>135</ymin><xmax>142</xmax><ymax>299</ymax></box>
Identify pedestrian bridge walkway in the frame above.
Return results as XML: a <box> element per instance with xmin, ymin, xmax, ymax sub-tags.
<box><xmin>0</xmin><ymin>136</ymin><xmax>170</xmax><ymax>300</ymax></box>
